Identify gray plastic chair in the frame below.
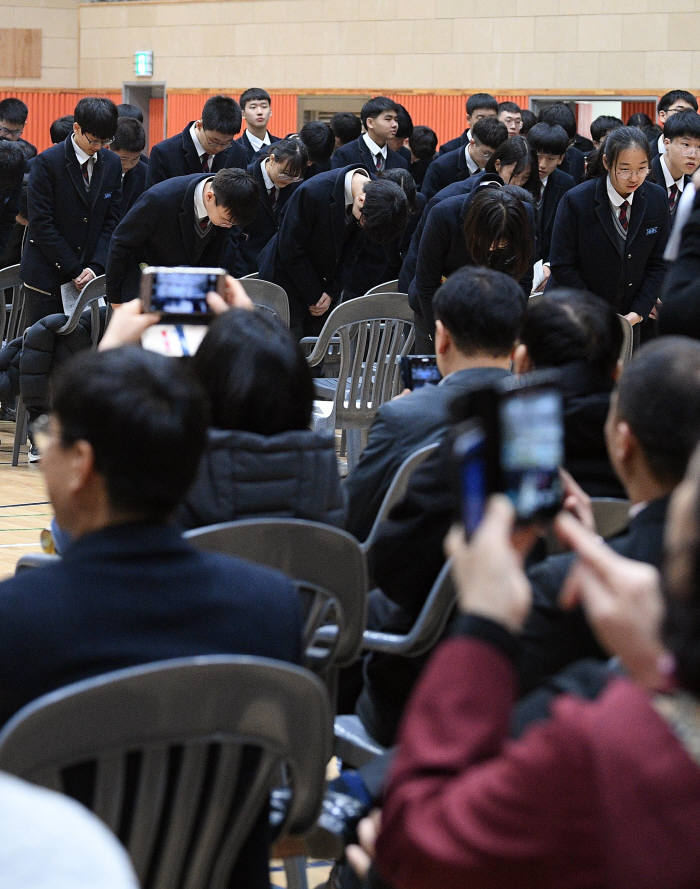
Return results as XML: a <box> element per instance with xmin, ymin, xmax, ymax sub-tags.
<box><xmin>303</xmin><ymin>292</ymin><xmax>415</xmax><ymax>470</ymax></box>
<box><xmin>618</xmin><ymin>314</ymin><xmax>634</xmax><ymax>366</ymax></box>
<box><xmin>591</xmin><ymin>497</ymin><xmax>631</xmax><ymax>538</ymax></box>
<box><xmin>364</xmin><ymin>279</ymin><xmax>400</xmax><ymax>296</ymax></box>
<box><xmin>15</xmin><ymin>552</ymin><xmax>60</xmax><ymax>572</ymax></box>
<box><xmin>361</xmin><ymin>441</ymin><xmax>440</xmax><ymax>552</ymax></box>
<box><xmin>334</xmin><ymin>559</ymin><xmax>456</xmax><ymax>766</ymax></box>
<box><xmin>238</xmin><ymin>277</ymin><xmax>290</xmax><ymax>328</ymax></box>
<box><xmin>240</xmin><ymin>271</ymin><xmax>259</xmax><ymax>279</ymax></box>
<box><xmin>0</xmin><ymin>263</ymin><xmax>23</xmax><ymax>344</ymax></box>
<box><xmin>0</xmin><ymin>655</ymin><xmax>331</xmax><ymax>889</ymax></box>
<box><xmin>184</xmin><ymin>518</ymin><xmax>368</xmax><ymax>673</ymax></box>
<box><xmin>12</xmin><ymin>274</ymin><xmax>107</xmax><ymax>466</ymax></box>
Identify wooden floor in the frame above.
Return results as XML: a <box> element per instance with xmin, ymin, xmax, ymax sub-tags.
<box><xmin>0</xmin><ymin>418</ymin><xmax>51</xmax><ymax>578</ymax></box>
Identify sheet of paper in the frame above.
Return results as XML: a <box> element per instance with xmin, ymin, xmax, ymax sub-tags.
<box><xmin>60</xmin><ymin>281</ymin><xmax>81</xmax><ymax>315</ymax></box>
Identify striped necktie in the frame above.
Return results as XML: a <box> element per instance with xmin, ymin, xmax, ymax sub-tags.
<box><xmin>618</xmin><ymin>200</ymin><xmax>629</xmax><ymax>233</ymax></box>
<box><xmin>669</xmin><ymin>183</ymin><xmax>679</xmax><ymax>215</ymax></box>
<box><xmin>201</xmin><ymin>152</ymin><xmax>210</xmax><ymax>172</ymax></box>
<box><xmin>375</xmin><ymin>153</ymin><xmax>385</xmax><ymax>173</ymax></box>
<box><xmin>81</xmin><ymin>160</ymin><xmax>90</xmax><ymax>189</ymax></box>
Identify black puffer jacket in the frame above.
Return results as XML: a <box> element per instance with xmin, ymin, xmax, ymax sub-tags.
<box><xmin>176</xmin><ymin>427</ymin><xmax>346</xmax><ymax>530</ymax></box>
<box><xmin>18</xmin><ymin>309</ymin><xmax>105</xmax><ymax>414</ymax></box>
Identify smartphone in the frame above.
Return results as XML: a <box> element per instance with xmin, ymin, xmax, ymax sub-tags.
<box><xmin>400</xmin><ymin>355</ymin><xmax>442</xmax><ymax>390</ymax></box>
<box><xmin>452</xmin><ymin>370</ymin><xmax>564</xmax><ymax>532</ymax></box>
<box><xmin>452</xmin><ymin>420</ymin><xmax>489</xmax><ymax>538</ymax></box>
<box><xmin>139</xmin><ymin>266</ymin><xmax>226</xmax><ymax>322</ymax></box>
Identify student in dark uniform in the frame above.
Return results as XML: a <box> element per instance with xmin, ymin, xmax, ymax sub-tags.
<box><xmin>408</xmin><ymin>125</ymin><xmax>437</xmax><ymax>190</ymax></box>
<box><xmin>549</xmin><ymin>126</ymin><xmax>670</xmax><ymax>331</ymax></box>
<box><xmin>21</xmin><ymin>97</ymin><xmax>122</xmax><ymax>325</ymax></box>
<box><xmin>330</xmin><ymin>112</ymin><xmax>362</xmax><ymax>150</ymax></box>
<box><xmin>110</xmin><ymin>117</ymin><xmax>148</xmax><ymax>218</ymax></box>
<box><xmin>527</xmin><ymin>122</ymin><xmax>576</xmax><ymax>289</ymax></box>
<box><xmin>409</xmin><ymin>185</ymin><xmax>534</xmax><ymax>349</ymax></box>
<box><xmin>0</xmin><ymin>141</ymin><xmax>25</xmax><ymax>256</ymax></box>
<box><xmin>299</xmin><ymin>121</ymin><xmax>335</xmax><ymax>179</ymax></box>
<box><xmin>421</xmin><ymin>117</ymin><xmax>508</xmax><ymax>201</ymax></box>
<box><xmin>240</xmin><ymin>138</ymin><xmax>307</xmax><ymax>274</ymax></box>
<box><xmin>106</xmin><ymin>168</ymin><xmax>258</xmax><ymax>304</ymax></box>
<box><xmin>257</xmin><ymin>165</ymin><xmax>407</xmax><ymax>339</ymax></box>
<box><xmin>387</xmin><ymin>104</ymin><xmax>413</xmax><ymax>165</ymax></box>
<box><xmin>235</xmin><ymin>88</ymin><xmax>280</xmax><ymax>166</ymax></box>
<box><xmin>438</xmin><ymin>93</ymin><xmax>498</xmax><ymax>155</ymax></box>
<box><xmin>331</xmin><ymin>97</ymin><xmax>409</xmax><ymax>173</ymax></box>
<box><xmin>649</xmin><ymin>90</ymin><xmax>698</xmax><ymax>162</ymax></box>
<box><xmin>650</xmin><ymin>110</ymin><xmax>700</xmax><ymax>218</ymax></box>
<box><xmin>147</xmin><ymin>95</ymin><xmax>245</xmax><ymax>188</ymax></box>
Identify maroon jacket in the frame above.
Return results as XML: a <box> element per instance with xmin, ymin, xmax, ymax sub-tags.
<box><xmin>377</xmin><ymin>635</ymin><xmax>700</xmax><ymax>889</ymax></box>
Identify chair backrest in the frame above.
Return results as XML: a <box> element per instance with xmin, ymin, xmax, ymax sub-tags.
<box><xmin>240</xmin><ymin>272</ymin><xmax>259</xmax><ymax>279</ymax></box>
<box><xmin>591</xmin><ymin>497</ymin><xmax>631</xmax><ymax>539</ymax></box>
<box><xmin>617</xmin><ymin>314</ymin><xmax>634</xmax><ymax>366</ymax></box>
<box><xmin>362</xmin><ymin>440</ymin><xmax>440</xmax><ymax>551</ymax></box>
<box><xmin>0</xmin><ymin>655</ymin><xmax>331</xmax><ymax>889</ymax></box>
<box><xmin>238</xmin><ymin>277</ymin><xmax>290</xmax><ymax>328</ymax></box>
<box><xmin>364</xmin><ymin>279</ymin><xmax>400</xmax><ymax>296</ymax></box>
<box><xmin>15</xmin><ymin>552</ymin><xmax>61</xmax><ymax>572</ymax></box>
<box><xmin>0</xmin><ymin>263</ymin><xmax>22</xmax><ymax>343</ymax></box>
<box><xmin>305</xmin><ymin>293</ymin><xmax>415</xmax><ymax>427</ymax></box>
<box><xmin>362</xmin><ymin>559</ymin><xmax>456</xmax><ymax>658</ymax></box>
<box><xmin>55</xmin><ymin>274</ymin><xmax>107</xmax><ymax>346</ymax></box>
<box><xmin>184</xmin><ymin>518</ymin><xmax>367</xmax><ymax>670</ymax></box>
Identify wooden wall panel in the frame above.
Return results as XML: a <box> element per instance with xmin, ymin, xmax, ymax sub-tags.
<box><xmin>0</xmin><ymin>30</ymin><xmax>41</xmax><ymax>79</ymax></box>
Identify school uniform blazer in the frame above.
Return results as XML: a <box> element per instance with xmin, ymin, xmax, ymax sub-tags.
<box><xmin>420</xmin><ymin>146</ymin><xmax>474</xmax><ymax>202</ymax></box>
<box><xmin>439</xmin><ymin>128</ymin><xmax>469</xmax><ymax>155</ymax></box>
<box><xmin>238</xmin><ymin>159</ymin><xmax>300</xmax><ymax>274</ymax></box>
<box><xmin>330</xmin><ymin>136</ymin><xmax>409</xmax><ymax>172</ymax></box>
<box><xmin>235</xmin><ymin>130</ymin><xmax>281</xmax><ymax>166</ymax></box>
<box><xmin>21</xmin><ymin>135</ymin><xmax>123</xmax><ymax>293</ymax></box>
<box><xmin>538</xmin><ymin>167</ymin><xmax>576</xmax><ymax>263</ymax></box>
<box><xmin>650</xmin><ymin>155</ymin><xmax>691</xmax><ymax>195</ymax></box>
<box><xmin>120</xmin><ymin>159</ymin><xmax>148</xmax><ymax>218</ymax></box>
<box><xmin>106</xmin><ymin>173</ymin><xmax>245</xmax><ymax>303</ymax></box>
<box><xmin>146</xmin><ymin>123</ymin><xmax>247</xmax><ymax>188</ymax></box>
<box><xmin>559</xmin><ymin>145</ymin><xmax>585</xmax><ymax>184</ymax></box>
<box><xmin>0</xmin><ymin>181</ymin><xmax>21</xmax><ymax>256</ymax></box>
<box><xmin>257</xmin><ymin>165</ymin><xmax>367</xmax><ymax>324</ymax></box>
<box><xmin>549</xmin><ymin>177</ymin><xmax>670</xmax><ymax>317</ymax></box>
<box><xmin>409</xmin><ymin>188</ymin><xmax>534</xmax><ymax>331</ymax></box>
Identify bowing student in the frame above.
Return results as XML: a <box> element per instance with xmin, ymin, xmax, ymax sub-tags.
<box><xmin>549</xmin><ymin>126</ymin><xmax>670</xmax><ymax>329</ymax></box>
<box><xmin>239</xmin><ymin>138</ymin><xmax>307</xmax><ymax>274</ymax></box>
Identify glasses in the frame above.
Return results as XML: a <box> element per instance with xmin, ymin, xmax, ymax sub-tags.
<box><xmin>83</xmin><ymin>132</ymin><xmax>114</xmax><ymax>147</ymax></box>
<box><xmin>0</xmin><ymin>124</ymin><xmax>24</xmax><ymax>138</ymax></box>
<box><xmin>277</xmin><ymin>171</ymin><xmax>303</xmax><ymax>183</ymax></box>
<box><xmin>203</xmin><ymin>131</ymin><xmax>234</xmax><ymax>150</ymax></box>
<box><xmin>678</xmin><ymin>143</ymin><xmax>700</xmax><ymax>156</ymax></box>
<box><xmin>668</xmin><ymin>105</ymin><xmax>693</xmax><ymax>114</ymax></box>
<box><xmin>614</xmin><ymin>166</ymin><xmax>649</xmax><ymax>180</ymax></box>
<box><xmin>29</xmin><ymin>414</ymin><xmax>52</xmax><ymax>456</ymax></box>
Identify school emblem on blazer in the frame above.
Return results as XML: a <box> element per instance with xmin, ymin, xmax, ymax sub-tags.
<box><xmin>646</xmin><ymin>226</ymin><xmax>659</xmax><ymax>236</ymax></box>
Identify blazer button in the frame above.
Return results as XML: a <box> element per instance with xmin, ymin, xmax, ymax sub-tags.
<box><xmin>627</xmin><ymin>253</ymin><xmax>632</xmax><ymax>260</ymax></box>
<box><xmin>83</xmin><ymin>217</ymin><xmax>88</xmax><ymax>223</ymax></box>
<box><xmin>628</xmin><ymin>282</ymin><xmax>633</xmax><ymax>287</ymax></box>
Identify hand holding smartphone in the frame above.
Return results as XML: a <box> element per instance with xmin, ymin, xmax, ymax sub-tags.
<box><xmin>400</xmin><ymin>355</ymin><xmax>442</xmax><ymax>390</ymax></box>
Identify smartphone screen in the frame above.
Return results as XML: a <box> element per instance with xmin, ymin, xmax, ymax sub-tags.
<box><xmin>148</xmin><ymin>270</ymin><xmax>219</xmax><ymax>317</ymax></box>
<box><xmin>400</xmin><ymin>355</ymin><xmax>442</xmax><ymax>390</ymax></box>
<box><xmin>453</xmin><ymin>423</ymin><xmax>489</xmax><ymax>538</ymax></box>
<box><xmin>499</xmin><ymin>386</ymin><xmax>563</xmax><ymax>520</ymax></box>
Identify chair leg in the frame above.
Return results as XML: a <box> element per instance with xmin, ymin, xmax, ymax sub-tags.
<box><xmin>283</xmin><ymin>856</ymin><xmax>310</xmax><ymax>889</ymax></box>
<box><xmin>12</xmin><ymin>397</ymin><xmax>27</xmax><ymax>466</ymax></box>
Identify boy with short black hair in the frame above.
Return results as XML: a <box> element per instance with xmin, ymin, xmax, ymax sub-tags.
<box><xmin>498</xmin><ymin>101</ymin><xmax>522</xmax><ymax>139</ymax></box>
<box><xmin>652</xmin><ymin>110</ymin><xmax>700</xmax><ymax>216</ymax></box>
<box><xmin>590</xmin><ymin>115</ymin><xmax>623</xmax><ymax>150</ymax></box>
<box><xmin>111</xmin><ymin>117</ymin><xmax>148</xmax><ymax>216</ymax></box>
<box><xmin>331</xmin><ymin>96</ymin><xmax>409</xmax><ymax>172</ymax></box>
<box><xmin>0</xmin><ymin>98</ymin><xmax>28</xmax><ymax>142</ymax></box>
<box><xmin>388</xmin><ymin>104</ymin><xmax>413</xmax><ymax>161</ymax></box>
<box><xmin>236</xmin><ymin>88</ymin><xmax>280</xmax><ymax>165</ymax></box>
<box><xmin>0</xmin><ymin>141</ymin><xmax>25</xmax><ymax>255</ymax></box>
<box><xmin>331</xmin><ymin>112</ymin><xmax>362</xmax><ymax>149</ymax></box>
<box><xmin>439</xmin><ymin>92</ymin><xmax>498</xmax><ymax>154</ymax></box>
<box><xmin>21</xmin><ymin>96</ymin><xmax>122</xmax><ymax>325</ymax></box>
<box><xmin>651</xmin><ymin>89</ymin><xmax>699</xmax><ymax>160</ymax></box>
<box><xmin>540</xmin><ymin>103</ymin><xmax>585</xmax><ymax>183</ymax></box>
<box><xmin>408</xmin><ymin>125</ymin><xmax>438</xmax><ymax>189</ymax></box>
<box><xmin>147</xmin><ymin>94</ymin><xmax>246</xmax><ymax>188</ymax></box>
<box><xmin>421</xmin><ymin>116</ymin><xmax>508</xmax><ymax>201</ymax></box>
<box><xmin>299</xmin><ymin>121</ymin><xmax>335</xmax><ymax>177</ymax></box>
<box><xmin>527</xmin><ymin>121</ymin><xmax>575</xmax><ymax>285</ymax></box>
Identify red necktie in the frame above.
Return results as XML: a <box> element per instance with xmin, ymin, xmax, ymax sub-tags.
<box><xmin>201</xmin><ymin>153</ymin><xmax>210</xmax><ymax>172</ymax></box>
<box><xmin>619</xmin><ymin>200</ymin><xmax>629</xmax><ymax>233</ymax></box>
<box><xmin>375</xmin><ymin>153</ymin><xmax>385</xmax><ymax>172</ymax></box>
<box><xmin>669</xmin><ymin>183</ymin><xmax>679</xmax><ymax>214</ymax></box>
<box><xmin>81</xmin><ymin>160</ymin><xmax>90</xmax><ymax>188</ymax></box>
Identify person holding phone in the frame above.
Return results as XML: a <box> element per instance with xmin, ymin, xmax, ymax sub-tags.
<box><xmin>549</xmin><ymin>126</ymin><xmax>670</xmax><ymax>330</ymax></box>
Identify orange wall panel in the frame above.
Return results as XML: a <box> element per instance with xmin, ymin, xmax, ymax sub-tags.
<box><xmin>0</xmin><ymin>90</ymin><xmax>120</xmax><ymax>153</ymax></box>
<box><xmin>162</xmin><ymin>91</ymin><xmax>298</xmax><ymax>141</ymax></box>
